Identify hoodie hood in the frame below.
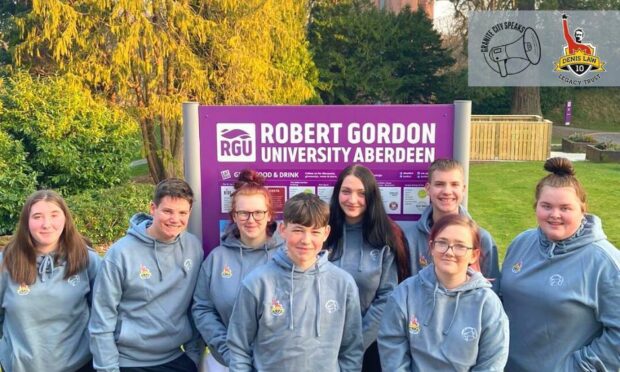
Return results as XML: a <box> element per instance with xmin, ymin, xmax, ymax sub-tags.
<box><xmin>538</xmin><ymin>214</ymin><xmax>607</xmax><ymax>258</ymax></box>
<box><xmin>126</xmin><ymin>212</ymin><xmax>189</xmax><ymax>281</ymax></box>
<box><xmin>418</xmin><ymin>265</ymin><xmax>491</xmax><ymax>334</ymax></box>
<box><xmin>221</xmin><ymin>222</ymin><xmax>283</xmax><ymax>252</ymax></box>
<box><xmin>128</xmin><ymin>212</ymin><xmax>160</xmax><ymax>244</ymax></box>
<box><xmin>417</xmin><ymin>205</ymin><xmax>471</xmax><ymax>235</ymax></box>
<box><xmin>219</xmin><ymin>223</ymin><xmax>283</xmax><ymax>279</ymax></box>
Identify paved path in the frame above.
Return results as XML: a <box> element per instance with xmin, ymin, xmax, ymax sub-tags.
<box><xmin>550</xmin><ymin>151</ymin><xmax>586</xmax><ymax>161</ymax></box>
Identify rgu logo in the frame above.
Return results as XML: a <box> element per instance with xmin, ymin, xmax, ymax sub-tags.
<box><xmin>216</xmin><ymin>123</ymin><xmax>256</xmax><ymax>162</ymax></box>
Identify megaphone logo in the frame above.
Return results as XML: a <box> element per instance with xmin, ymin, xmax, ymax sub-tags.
<box><xmin>483</xmin><ymin>27</ymin><xmax>541</xmax><ymax>77</ymax></box>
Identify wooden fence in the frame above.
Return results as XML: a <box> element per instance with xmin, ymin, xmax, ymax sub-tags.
<box><xmin>470</xmin><ymin>115</ymin><xmax>553</xmax><ymax>161</ymax></box>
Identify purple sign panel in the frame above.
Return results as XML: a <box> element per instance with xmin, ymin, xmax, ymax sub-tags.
<box><xmin>198</xmin><ymin>105</ymin><xmax>454</xmax><ymax>251</ymax></box>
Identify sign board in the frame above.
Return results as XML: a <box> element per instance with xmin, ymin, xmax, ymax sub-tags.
<box><xmin>196</xmin><ymin>105</ymin><xmax>457</xmax><ymax>251</ymax></box>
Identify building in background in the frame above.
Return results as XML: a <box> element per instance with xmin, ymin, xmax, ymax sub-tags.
<box><xmin>374</xmin><ymin>0</ymin><xmax>435</xmax><ymax>18</ymax></box>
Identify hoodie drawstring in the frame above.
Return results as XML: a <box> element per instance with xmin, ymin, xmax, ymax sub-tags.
<box><xmin>443</xmin><ymin>291</ymin><xmax>462</xmax><ymax>335</ymax></box>
<box><xmin>239</xmin><ymin>245</ymin><xmax>245</xmax><ymax>279</ymax></box>
<box><xmin>289</xmin><ymin>263</ymin><xmax>295</xmax><ymax>331</ymax></box>
<box><xmin>154</xmin><ymin>241</ymin><xmax>163</xmax><ymax>281</ymax></box>
<box><xmin>315</xmin><ymin>261</ymin><xmax>322</xmax><ymax>337</ymax></box>
<box><xmin>287</xmin><ymin>258</ymin><xmax>322</xmax><ymax>337</ymax></box>
<box><xmin>37</xmin><ymin>254</ymin><xmax>55</xmax><ymax>282</ymax></box>
<box><xmin>423</xmin><ymin>280</ymin><xmax>464</xmax><ymax>335</ymax></box>
<box><xmin>424</xmin><ymin>280</ymin><xmax>439</xmax><ymax>326</ymax></box>
<box><xmin>548</xmin><ymin>242</ymin><xmax>557</xmax><ymax>259</ymax></box>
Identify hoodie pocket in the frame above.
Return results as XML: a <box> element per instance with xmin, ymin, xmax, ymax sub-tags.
<box><xmin>439</xmin><ymin>326</ymin><xmax>479</xmax><ymax>370</ymax></box>
<box><xmin>115</xmin><ymin>318</ymin><xmax>133</xmax><ymax>345</ymax></box>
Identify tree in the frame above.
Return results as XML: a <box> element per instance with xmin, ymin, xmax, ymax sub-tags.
<box><xmin>309</xmin><ymin>0</ymin><xmax>453</xmax><ymax>103</ymax></box>
<box><xmin>13</xmin><ymin>0</ymin><xmax>317</xmax><ymax>183</ymax></box>
<box><xmin>508</xmin><ymin>0</ymin><xmax>541</xmax><ymax>115</ymax></box>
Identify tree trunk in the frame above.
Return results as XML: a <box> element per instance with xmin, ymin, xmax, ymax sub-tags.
<box><xmin>141</xmin><ymin>117</ymin><xmax>165</xmax><ymax>184</ymax></box>
<box><xmin>510</xmin><ymin>87</ymin><xmax>541</xmax><ymax>115</ymax></box>
<box><xmin>510</xmin><ymin>0</ymin><xmax>540</xmax><ymax>115</ymax></box>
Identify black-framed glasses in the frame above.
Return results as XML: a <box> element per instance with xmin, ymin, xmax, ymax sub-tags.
<box><xmin>430</xmin><ymin>240</ymin><xmax>474</xmax><ymax>257</ymax></box>
<box><xmin>235</xmin><ymin>210</ymin><xmax>268</xmax><ymax>221</ymax></box>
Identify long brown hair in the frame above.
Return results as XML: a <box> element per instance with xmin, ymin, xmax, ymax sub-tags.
<box><xmin>2</xmin><ymin>190</ymin><xmax>89</xmax><ymax>284</ymax></box>
<box><xmin>327</xmin><ymin>164</ymin><xmax>410</xmax><ymax>282</ymax></box>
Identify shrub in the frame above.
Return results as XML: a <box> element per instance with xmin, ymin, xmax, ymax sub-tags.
<box><xmin>594</xmin><ymin>141</ymin><xmax>620</xmax><ymax>151</ymax></box>
<box><xmin>567</xmin><ymin>132</ymin><xmax>596</xmax><ymax>143</ymax></box>
<box><xmin>66</xmin><ymin>182</ymin><xmax>155</xmax><ymax>249</ymax></box>
<box><xmin>0</xmin><ymin>71</ymin><xmax>139</xmax><ymax>194</ymax></box>
<box><xmin>0</xmin><ymin>130</ymin><xmax>37</xmax><ymax>235</ymax></box>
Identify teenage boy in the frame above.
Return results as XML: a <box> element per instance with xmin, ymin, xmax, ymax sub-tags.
<box><xmin>405</xmin><ymin>159</ymin><xmax>500</xmax><ymax>292</ymax></box>
<box><xmin>227</xmin><ymin>193</ymin><xmax>363</xmax><ymax>371</ymax></box>
<box><xmin>89</xmin><ymin>179</ymin><xmax>204</xmax><ymax>372</ymax></box>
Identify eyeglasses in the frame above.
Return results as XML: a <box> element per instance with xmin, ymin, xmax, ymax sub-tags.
<box><xmin>234</xmin><ymin>210</ymin><xmax>268</xmax><ymax>221</ymax></box>
<box><xmin>430</xmin><ymin>240</ymin><xmax>474</xmax><ymax>257</ymax></box>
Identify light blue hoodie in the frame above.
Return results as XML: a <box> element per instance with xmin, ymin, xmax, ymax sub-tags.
<box><xmin>89</xmin><ymin>213</ymin><xmax>204</xmax><ymax>372</ymax></box>
<box><xmin>0</xmin><ymin>249</ymin><xmax>100</xmax><ymax>372</ymax></box>
<box><xmin>227</xmin><ymin>248</ymin><xmax>363</xmax><ymax>372</ymax></box>
<box><xmin>192</xmin><ymin>224</ymin><xmax>283</xmax><ymax>366</ymax></box>
<box><xmin>378</xmin><ymin>265</ymin><xmax>509</xmax><ymax>371</ymax></box>
<box><xmin>330</xmin><ymin>222</ymin><xmax>398</xmax><ymax>350</ymax></box>
<box><xmin>501</xmin><ymin>214</ymin><xmax>620</xmax><ymax>371</ymax></box>
<box><xmin>405</xmin><ymin>205</ymin><xmax>500</xmax><ymax>292</ymax></box>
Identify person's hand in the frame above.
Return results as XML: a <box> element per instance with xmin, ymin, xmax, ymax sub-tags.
<box><xmin>562</xmin><ymin>14</ymin><xmax>567</xmax><ymax>19</ymax></box>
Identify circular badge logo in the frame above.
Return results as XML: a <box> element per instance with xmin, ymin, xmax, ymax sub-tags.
<box><xmin>184</xmin><ymin>259</ymin><xmax>192</xmax><ymax>272</ymax></box>
<box><xmin>325</xmin><ymin>299</ymin><xmax>340</xmax><ymax>314</ymax></box>
<box><xmin>461</xmin><ymin>327</ymin><xmax>478</xmax><ymax>342</ymax></box>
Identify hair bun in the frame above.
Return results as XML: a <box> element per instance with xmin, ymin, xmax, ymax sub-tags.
<box><xmin>234</xmin><ymin>169</ymin><xmax>265</xmax><ymax>189</ymax></box>
<box><xmin>544</xmin><ymin>157</ymin><xmax>575</xmax><ymax>177</ymax></box>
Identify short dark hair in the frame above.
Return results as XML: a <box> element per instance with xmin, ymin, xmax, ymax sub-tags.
<box><xmin>283</xmin><ymin>193</ymin><xmax>329</xmax><ymax>228</ymax></box>
<box><xmin>153</xmin><ymin>178</ymin><xmax>194</xmax><ymax>207</ymax></box>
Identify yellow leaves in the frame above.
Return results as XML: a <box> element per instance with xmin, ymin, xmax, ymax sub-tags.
<box><xmin>205</xmin><ymin>0</ymin><xmax>317</xmax><ymax>104</ymax></box>
<box><xmin>15</xmin><ymin>0</ymin><xmax>317</xmax><ymax>121</ymax></box>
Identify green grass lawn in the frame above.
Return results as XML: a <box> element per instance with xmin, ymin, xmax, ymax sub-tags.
<box><xmin>468</xmin><ymin>161</ymin><xmax>620</xmax><ymax>263</ymax></box>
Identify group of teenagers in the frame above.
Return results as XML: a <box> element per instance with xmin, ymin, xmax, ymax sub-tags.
<box><xmin>0</xmin><ymin>157</ymin><xmax>618</xmax><ymax>372</ymax></box>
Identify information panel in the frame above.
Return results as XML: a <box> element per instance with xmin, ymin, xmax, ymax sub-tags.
<box><xmin>199</xmin><ymin>105</ymin><xmax>455</xmax><ymax>251</ymax></box>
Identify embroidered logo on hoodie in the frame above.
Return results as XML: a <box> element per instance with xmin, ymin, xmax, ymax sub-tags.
<box><xmin>184</xmin><ymin>259</ymin><xmax>192</xmax><ymax>272</ymax></box>
<box><xmin>419</xmin><ymin>255</ymin><xmax>428</xmax><ymax>268</ymax></box>
<box><xmin>139</xmin><ymin>264</ymin><xmax>152</xmax><ymax>280</ymax></box>
<box><xmin>512</xmin><ymin>261</ymin><xmax>522</xmax><ymax>273</ymax></box>
<box><xmin>17</xmin><ymin>284</ymin><xmax>30</xmax><ymax>296</ymax></box>
<box><xmin>461</xmin><ymin>327</ymin><xmax>478</xmax><ymax>342</ymax></box>
<box><xmin>325</xmin><ymin>299</ymin><xmax>340</xmax><ymax>313</ymax></box>
<box><xmin>408</xmin><ymin>316</ymin><xmax>421</xmax><ymax>334</ymax></box>
<box><xmin>67</xmin><ymin>275</ymin><xmax>80</xmax><ymax>286</ymax></box>
<box><xmin>271</xmin><ymin>298</ymin><xmax>285</xmax><ymax>317</ymax></box>
<box><xmin>221</xmin><ymin>265</ymin><xmax>232</xmax><ymax>278</ymax></box>
<box><xmin>549</xmin><ymin>274</ymin><xmax>564</xmax><ymax>287</ymax></box>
